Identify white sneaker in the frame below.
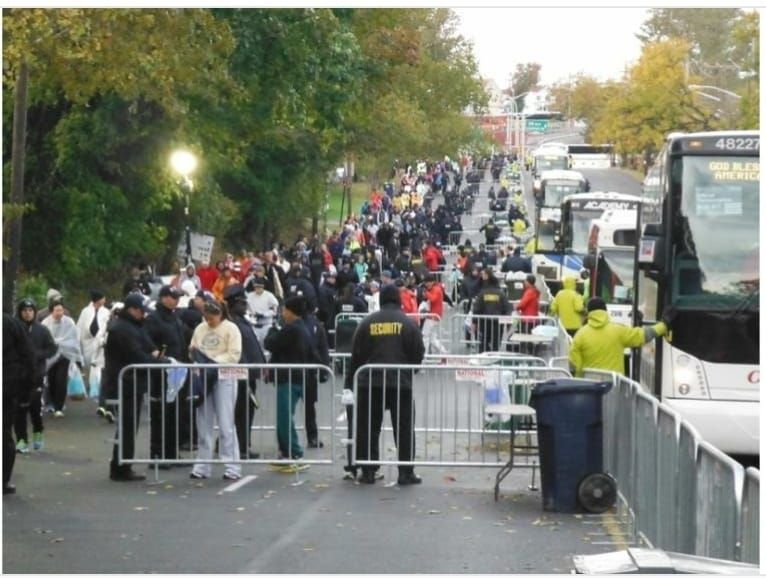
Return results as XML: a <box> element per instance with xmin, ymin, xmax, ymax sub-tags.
<box><xmin>53</xmin><ymin>411</ymin><xmax>65</xmax><ymax>418</ymax></box>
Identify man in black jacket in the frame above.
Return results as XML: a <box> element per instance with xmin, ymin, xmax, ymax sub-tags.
<box><xmin>346</xmin><ymin>285</ymin><xmax>425</xmax><ymax>485</ymax></box>
<box><xmin>472</xmin><ymin>270</ymin><xmax>511</xmax><ymax>353</ymax></box>
<box><xmin>501</xmin><ymin>246</ymin><xmax>532</xmax><ymax>274</ymax></box>
<box><xmin>144</xmin><ymin>285</ymin><xmax>187</xmax><ymax>464</ymax></box>
<box><xmin>224</xmin><ymin>284</ymin><xmax>267</xmax><ymax>460</ymax></box>
<box><xmin>15</xmin><ymin>298</ymin><xmax>57</xmax><ymax>453</ymax></box>
<box><xmin>106</xmin><ymin>294</ymin><xmax>169</xmax><ymax>481</ymax></box>
<box><xmin>264</xmin><ymin>296</ymin><xmax>315</xmax><ymax>460</ymax></box>
<box><xmin>285</xmin><ymin>263</ymin><xmax>318</xmax><ymax>312</ymax></box>
<box><xmin>3</xmin><ymin>313</ymin><xmax>35</xmax><ymax>494</ymax></box>
<box><xmin>302</xmin><ymin>308</ymin><xmax>331</xmax><ymax>449</ymax></box>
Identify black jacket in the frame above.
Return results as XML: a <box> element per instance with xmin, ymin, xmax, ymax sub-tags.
<box><xmin>18</xmin><ymin>315</ymin><xmax>57</xmax><ymax>385</ymax></box>
<box><xmin>304</xmin><ymin>313</ymin><xmax>331</xmax><ymax>385</ymax></box>
<box><xmin>473</xmin><ymin>286</ymin><xmax>511</xmax><ymax>316</ymax></box>
<box><xmin>144</xmin><ymin>303</ymin><xmax>188</xmax><ymax>362</ymax></box>
<box><xmin>230</xmin><ymin>313</ymin><xmax>267</xmax><ymax>389</ymax></box>
<box><xmin>103</xmin><ymin>311</ymin><xmax>164</xmax><ymax>399</ymax></box>
<box><xmin>286</xmin><ymin>276</ymin><xmax>318</xmax><ymax>311</ymax></box>
<box><xmin>346</xmin><ymin>304</ymin><xmax>425</xmax><ymax>390</ymax></box>
<box><xmin>3</xmin><ymin>313</ymin><xmax>35</xmax><ymax>399</ymax></box>
<box><xmin>317</xmin><ymin>283</ymin><xmax>338</xmax><ymax>328</ymax></box>
<box><xmin>264</xmin><ymin>318</ymin><xmax>315</xmax><ymax>385</ymax></box>
<box><xmin>501</xmin><ymin>255</ymin><xmax>532</xmax><ymax>274</ymax></box>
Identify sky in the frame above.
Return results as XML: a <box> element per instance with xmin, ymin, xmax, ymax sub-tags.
<box><xmin>452</xmin><ymin>7</ymin><xmax>650</xmax><ymax>88</ymax></box>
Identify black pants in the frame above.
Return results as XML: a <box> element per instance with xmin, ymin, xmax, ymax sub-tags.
<box><xmin>478</xmin><ymin>319</ymin><xmax>502</xmax><ymax>353</ymax></box>
<box><xmin>47</xmin><ymin>357</ymin><xmax>69</xmax><ymax>411</ymax></box>
<box><xmin>355</xmin><ymin>384</ymin><xmax>415</xmax><ymax>476</ymax></box>
<box><xmin>149</xmin><ymin>400</ymin><xmax>178</xmax><ymax>460</ymax></box>
<box><xmin>235</xmin><ymin>379</ymin><xmax>257</xmax><ymax>456</ymax></box>
<box><xmin>14</xmin><ymin>382</ymin><xmax>43</xmax><ymax>442</ymax></box>
<box><xmin>111</xmin><ymin>383</ymin><xmax>145</xmax><ymax>472</ymax></box>
<box><xmin>4</xmin><ymin>395</ymin><xmax>17</xmax><ymax>486</ymax></box>
<box><xmin>304</xmin><ymin>378</ymin><xmax>318</xmax><ymax>443</ymax></box>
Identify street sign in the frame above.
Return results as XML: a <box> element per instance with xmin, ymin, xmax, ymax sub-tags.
<box><xmin>526</xmin><ymin>119</ymin><xmax>549</xmax><ymax>133</ymax></box>
<box><xmin>177</xmin><ymin>232</ymin><xmax>215</xmax><ymax>265</ymax></box>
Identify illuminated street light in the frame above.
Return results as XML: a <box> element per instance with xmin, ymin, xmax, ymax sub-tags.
<box><xmin>170</xmin><ymin>149</ymin><xmax>198</xmax><ymax>265</ymax></box>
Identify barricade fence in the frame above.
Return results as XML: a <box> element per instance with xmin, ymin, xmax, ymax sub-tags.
<box><xmin>350</xmin><ymin>363</ymin><xmax>570</xmax><ymax>469</ymax></box>
<box><xmin>116</xmin><ymin>363</ymin><xmax>336</xmax><ymax>470</ymax></box>
<box><xmin>591</xmin><ymin>369</ymin><xmax>759</xmax><ymax>564</ymax></box>
<box><xmin>449</xmin><ymin>313</ymin><xmax>562</xmax><ymax>359</ymax></box>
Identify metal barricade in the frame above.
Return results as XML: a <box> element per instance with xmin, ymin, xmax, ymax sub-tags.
<box><xmin>350</xmin><ymin>364</ymin><xmax>570</xmax><ymax>469</ymax></box>
<box><xmin>116</xmin><ymin>363</ymin><xmax>336</xmax><ymax>475</ymax></box>
<box><xmin>655</xmin><ymin>405</ymin><xmax>681</xmax><ymax>552</ymax></box>
<box><xmin>739</xmin><ymin>468</ymin><xmax>759</xmax><ymax>564</ymax></box>
<box><xmin>449</xmin><ymin>313</ymin><xmax>561</xmax><ymax>359</ymax></box>
<box><xmin>633</xmin><ymin>391</ymin><xmax>659</xmax><ymax>547</ymax></box>
<box><xmin>695</xmin><ymin>440</ymin><xmax>744</xmax><ymax>560</ymax></box>
<box><xmin>676</xmin><ymin>421</ymin><xmax>700</xmax><ymax>554</ymax></box>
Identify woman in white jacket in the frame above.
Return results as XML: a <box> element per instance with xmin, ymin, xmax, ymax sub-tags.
<box><xmin>75</xmin><ymin>290</ymin><xmax>111</xmax><ymax>397</ymax></box>
<box><xmin>42</xmin><ymin>302</ymin><xmax>83</xmax><ymax>417</ymax></box>
<box><xmin>189</xmin><ymin>300</ymin><xmax>243</xmax><ymax>481</ymax></box>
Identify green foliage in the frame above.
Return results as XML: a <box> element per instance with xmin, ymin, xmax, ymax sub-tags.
<box><xmin>15</xmin><ymin>272</ymin><xmax>50</xmax><ymax>310</ymax></box>
<box><xmin>510</xmin><ymin>63</ymin><xmax>541</xmax><ymax>112</ymax></box>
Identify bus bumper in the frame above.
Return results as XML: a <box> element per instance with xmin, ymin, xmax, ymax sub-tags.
<box><xmin>664</xmin><ymin>398</ymin><xmax>759</xmax><ymax>456</ymax></box>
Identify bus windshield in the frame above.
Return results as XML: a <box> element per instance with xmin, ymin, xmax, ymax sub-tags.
<box><xmin>543</xmin><ymin>182</ymin><xmax>581</xmax><ymax>207</ymax></box>
<box><xmin>536</xmin><ymin>156</ymin><xmax>568</xmax><ymax>172</ymax></box>
<box><xmin>673</xmin><ymin>155</ymin><xmax>759</xmax><ymax>308</ymax></box>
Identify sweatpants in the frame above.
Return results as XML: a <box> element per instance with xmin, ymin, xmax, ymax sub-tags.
<box><xmin>47</xmin><ymin>357</ymin><xmax>70</xmax><ymax>412</ymax></box>
<box><xmin>192</xmin><ymin>379</ymin><xmax>241</xmax><ymax>478</ymax></box>
<box><xmin>422</xmin><ymin>319</ymin><xmax>446</xmax><ymax>354</ymax></box>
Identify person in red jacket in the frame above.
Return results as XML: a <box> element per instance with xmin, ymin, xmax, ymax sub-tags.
<box><xmin>422</xmin><ymin>274</ymin><xmax>447</xmax><ymax>353</ymax></box>
<box><xmin>398</xmin><ymin>278</ymin><xmax>418</xmax><ymax>317</ymax></box>
<box><xmin>422</xmin><ymin>240</ymin><xmax>443</xmax><ymax>272</ymax></box>
<box><xmin>515</xmin><ymin>274</ymin><xmax>540</xmax><ymax>333</ymax></box>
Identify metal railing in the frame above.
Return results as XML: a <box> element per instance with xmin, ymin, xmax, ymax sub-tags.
<box><xmin>589</xmin><ymin>369</ymin><xmax>759</xmax><ymax>564</ymax></box>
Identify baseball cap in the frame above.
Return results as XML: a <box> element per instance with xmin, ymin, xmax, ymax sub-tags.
<box><xmin>159</xmin><ymin>285</ymin><xmax>184</xmax><ymax>299</ymax></box>
<box><xmin>123</xmin><ymin>293</ymin><xmax>149</xmax><ymax>312</ymax></box>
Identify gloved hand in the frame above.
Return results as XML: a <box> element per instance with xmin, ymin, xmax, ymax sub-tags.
<box><xmin>661</xmin><ymin>306</ymin><xmax>677</xmax><ymax>328</ymax></box>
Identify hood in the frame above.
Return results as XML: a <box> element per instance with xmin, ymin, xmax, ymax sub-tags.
<box><xmin>46</xmin><ymin>288</ymin><xmax>62</xmax><ymax>302</ymax></box>
<box><xmin>586</xmin><ymin>309</ymin><xmax>610</xmax><ymax>329</ymax></box>
<box><xmin>16</xmin><ymin>299</ymin><xmax>37</xmax><ymax>321</ymax></box>
<box><xmin>185</xmin><ymin>263</ymin><xmax>196</xmax><ymax>274</ymax></box>
<box><xmin>562</xmin><ymin>276</ymin><xmax>576</xmax><ymax>290</ymax></box>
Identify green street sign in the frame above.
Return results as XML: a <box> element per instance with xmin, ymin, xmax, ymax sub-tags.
<box><xmin>526</xmin><ymin>119</ymin><xmax>549</xmax><ymax>133</ymax></box>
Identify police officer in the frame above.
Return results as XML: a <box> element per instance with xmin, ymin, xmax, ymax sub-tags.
<box><xmin>224</xmin><ymin>284</ymin><xmax>267</xmax><ymax>460</ymax></box>
<box><xmin>346</xmin><ymin>285</ymin><xmax>425</xmax><ymax>485</ymax></box>
<box><xmin>472</xmin><ymin>269</ymin><xmax>511</xmax><ymax>353</ymax></box>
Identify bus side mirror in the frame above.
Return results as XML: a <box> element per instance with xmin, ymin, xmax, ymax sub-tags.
<box><xmin>582</xmin><ymin>254</ymin><xmax>596</xmax><ymax>270</ymax></box>
<box><xmin>638</xmin><ymin>223</ymin><xmax>664</xmax><ymax>277</ymax></box>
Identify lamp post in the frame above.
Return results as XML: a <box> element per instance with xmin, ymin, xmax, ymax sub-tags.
<box><xmin>170</xmin><ymin>149</ymin><xmax>198</xmax><ymax>266</ymax></box>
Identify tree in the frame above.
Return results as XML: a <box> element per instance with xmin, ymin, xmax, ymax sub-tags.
<box><xmin>509</xmin><ymin>62</ymin><xmax>541</xmax><ymax>111</ymax></box>
<box><xmin>731</xmin><ymin>10</ymin><xmax>759</xmax><ymax>128</ymax></box>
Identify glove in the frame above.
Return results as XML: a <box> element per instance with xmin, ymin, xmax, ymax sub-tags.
<box><xmin>653</xmin><ymin>321</ymin><xmax>669</xmax><ymax>338</ymax></box>
<box><xmin>661</xmin><ymin>306</ymin><xmax>677</xmax><ymax>328</ymax></box>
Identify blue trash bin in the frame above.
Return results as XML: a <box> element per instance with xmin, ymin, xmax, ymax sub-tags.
<box><xmin>529</xmin><ymin>378</ymin><xmax>613</xmax><ymax>513</ymax></box>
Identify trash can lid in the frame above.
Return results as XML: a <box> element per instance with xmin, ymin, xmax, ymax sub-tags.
<box><xmin>530</xmin><ymin>378</ymin><xmax>613</xmax><ymax>400</ymax></box>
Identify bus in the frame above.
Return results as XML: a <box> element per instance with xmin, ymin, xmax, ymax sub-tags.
<box><xmin>636</xmin><ymin>130</ymin><xmax>759</xmax><ymax>455</ymax></box>
<box><xmin>532</xmin><ymin>148</ymin><xmax>569</xmax><ymax>185</ymax></box>
<box><xmin>584</xmin><ymin>208</ymin><xmax>639</xmax><ymax>326</ymax></box>
<box><xmin>531</xmin><ymin>191</ymin><xmax>642</xmax><ymax>293</ymax></box>
<box><xmin>567</xmin><ymin>143</ymin><xmax>614</xmax><ymax>169</ymax></box>
<box><xmin>534</xmin><ymin>169</ymin><xmax>589</xmax><ymax>208</ymax></box>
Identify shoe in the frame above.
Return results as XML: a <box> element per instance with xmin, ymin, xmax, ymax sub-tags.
<box><xmin>342</xmin><ymin>471</ymin><xmax>357</xmax><ymax>481</ymax></box>
<box><xmin>307</xmin><ymin>439</ymin><xmax>324</xmax><ymax>449</ymax></box>
<box><xmin>359</xmin><ymin>470</ymin><xmax>376</xmax><ymax>484</ymax></box>
<box><xmin>223</xmin><ymin>473</ymin><xmax>242</xmax><ymax>481</ymax></box>
<box><xmin>110</xmin><ymin>469</ymin><xmax>146</xmax><ymax>482</ymax></box>
<box><xmin>189</xmin><ymin>472</ymin><xmax>208</xmax><ymax>480</ymax></box>
<box><xmin>53</xmin><ymin>411</ymin><xmax>64</xmax><ymax>418</ymax></box>
<box><xmin>32</xmin><ymin>432</ymin><xmax>44</xmax><ymax>451</ymax></box>
<box><xmin>3</xmin><ymin>484</ymin><xmax>16</xmax><ymax>495</ymax></box>
<box><xmin>104</xmin><ymin>411</ymin><xmax>115</xmax><ymax>424</ymax></box>
<box><xmin>375</xmin><ymin>471</ymin><xmax>385</xmax><ymax>480</ymax></box>
<box><xmin>97</xmin><ymin>407</ymin><xmax>106</xmax><ymax>418</ymax></box>
<box><xmin>397</xmin><ymin>473</ymin><xmax>423</xmax><ymax>486</ymax></box>
<box><xmin>16</xmin><ymin>439</ymin><xmax>29</xmax><ymax>454</ymax></box>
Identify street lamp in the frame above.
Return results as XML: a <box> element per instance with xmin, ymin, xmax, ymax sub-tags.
<box><xmin>170</xmin><ymin>149</ymin><xmax>198</xmax><ymax>266</ymax></box>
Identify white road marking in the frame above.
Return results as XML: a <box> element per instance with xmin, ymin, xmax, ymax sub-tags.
<box><xmin>220</xmin><ymin>474</ymin><xmax>257</xmax><ymax>494</ymax></box>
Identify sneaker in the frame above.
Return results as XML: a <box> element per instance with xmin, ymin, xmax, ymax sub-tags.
<box><xmin>307</xmin><ymin>439</ymin><xmax>324</xmax><ymax>449</ymax></box>
<box><xmin>222</xmin><ymin>472</ymin><xmax>242</xmax><ymax>481</ymax></box>
<box><xmin>97</xmin><ymin>407</ymin><xmax>106</xmax><ymax>418</ymax></box>
<box><xmin>189</xmin><ymin>472</ymin><xmax>208</xmax><ymax>480</ymax></box>
<box><xmin>397</xmin><ymin>473</ymin><xmax>423</xmax><ymax>486</ymax></box>
<box><xmin>342</xmin><ymin>471</ymin><xmax>357</xmax><ymax>481</ymax></box>
<box><xmin>53</xmin><ymin>411</ymin><xmax>64</xmax><ymax>418</ymax></box>
<box><xmin>3</xmin><ymin>484</ymin><xmax>16</xmax><ymax>495</ymax></box>
<box><xmin>104</xmin><ymin>411</ymin><xmax>115</xmax><ymax>424</ymax></box>
<box><xmin>16</xmin><ymin>439</ymin><xmax>29</xmax><ymax>454</ymax></box>
<box><xmin>32</xmin><ymin>432</ymin><xmax>44</xmax><ymax>451</ymax></box>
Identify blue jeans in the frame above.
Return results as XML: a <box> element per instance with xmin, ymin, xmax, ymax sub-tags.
<box><xmin>276</xmin><ymin>383</ymin><xmax>303</xmax><ymax>458</ymax></box>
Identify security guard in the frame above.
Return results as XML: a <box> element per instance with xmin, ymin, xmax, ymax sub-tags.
<box><xmin>346</xmin><ymin>285</ymin><xmax>425</xmax><ymax>485</ymax></box>
<box><xmin>472</xmin><ymin>269</ymin><xmax>511</xmax><ymax>352</ymax></box>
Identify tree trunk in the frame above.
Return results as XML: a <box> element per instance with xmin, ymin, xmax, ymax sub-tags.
<box><xmin>3</xmin><ymin>60</ymin><xmax>29</xmax><ymax>313</ymax></box>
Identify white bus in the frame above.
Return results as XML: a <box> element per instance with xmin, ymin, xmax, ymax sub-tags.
<box><xmin>637</xmin><ymin>130</ymin><xmax>759</xmax><ymax>455</ymax></box>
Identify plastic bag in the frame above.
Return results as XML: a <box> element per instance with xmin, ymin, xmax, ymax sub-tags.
<box><xmin>67</xmin><ymin>361</ymin><xmax>87</xmax><ymax>400</ymax></box>
<box><xmin>88</xmin><ymin>366</ymin><xmax>101</xmax><ymax>399</ymax></box>
<box><xmin>165</xmin><ymin>363</ymin><xmax>189</xmax><ymax>403</ymax></box>
<box><xmin>483</xmin><ymin>375</ymin><xmax>511</xmax><ymax>406</ymax></box>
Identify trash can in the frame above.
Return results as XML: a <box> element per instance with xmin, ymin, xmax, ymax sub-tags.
<box><xmin>529</xmin><ymin>378</ymin><xmax>613</xmax><ymax>513</ymax></box>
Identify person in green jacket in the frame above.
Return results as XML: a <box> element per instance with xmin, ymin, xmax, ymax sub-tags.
<box><xmin>550</xmin><ymin>276</ymin><xmax>584</xmax><ymax>337</ymax></box>
<box><xmin>569</xmin><ymin>298</ymin><xmax>669</xmax><ymax>377</ymax></box>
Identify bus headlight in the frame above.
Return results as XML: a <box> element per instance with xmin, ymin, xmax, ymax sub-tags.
<box><xmin>672</xmin><ymin>352</ymin><xmax>709</xmax><ymax>399</ymax></box>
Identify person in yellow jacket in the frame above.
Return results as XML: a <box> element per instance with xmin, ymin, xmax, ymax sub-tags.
<box><xmin>569</xmin><ymin>297</ymin><xmax>669</xmax><ymax>377</ymax></box>
<box><xmin>550</xmin><ymin>276</ymin><xmax>584</xmax><ymax>337</ymax></box>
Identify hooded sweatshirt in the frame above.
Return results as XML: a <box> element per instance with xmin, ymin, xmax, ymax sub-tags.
<box><xmin>569</xmin><ymin>309</ymin><xmax>667</xmax><ymax>377</ymax></box>
<box><xmin>550</xmin><ymin>276</ymin><xmax>585</xmax><ymax>331</ymax></box>
<box><xmin>516</xmin><ymin>283</ymin><xmax>540</xmax><ymax>317</ymax></box>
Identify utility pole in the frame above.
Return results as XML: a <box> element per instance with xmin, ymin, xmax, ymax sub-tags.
<box><xmin>3</xmin><ymin>60</ymin><xmax>30</xmax><ymax>313</ymax></box>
